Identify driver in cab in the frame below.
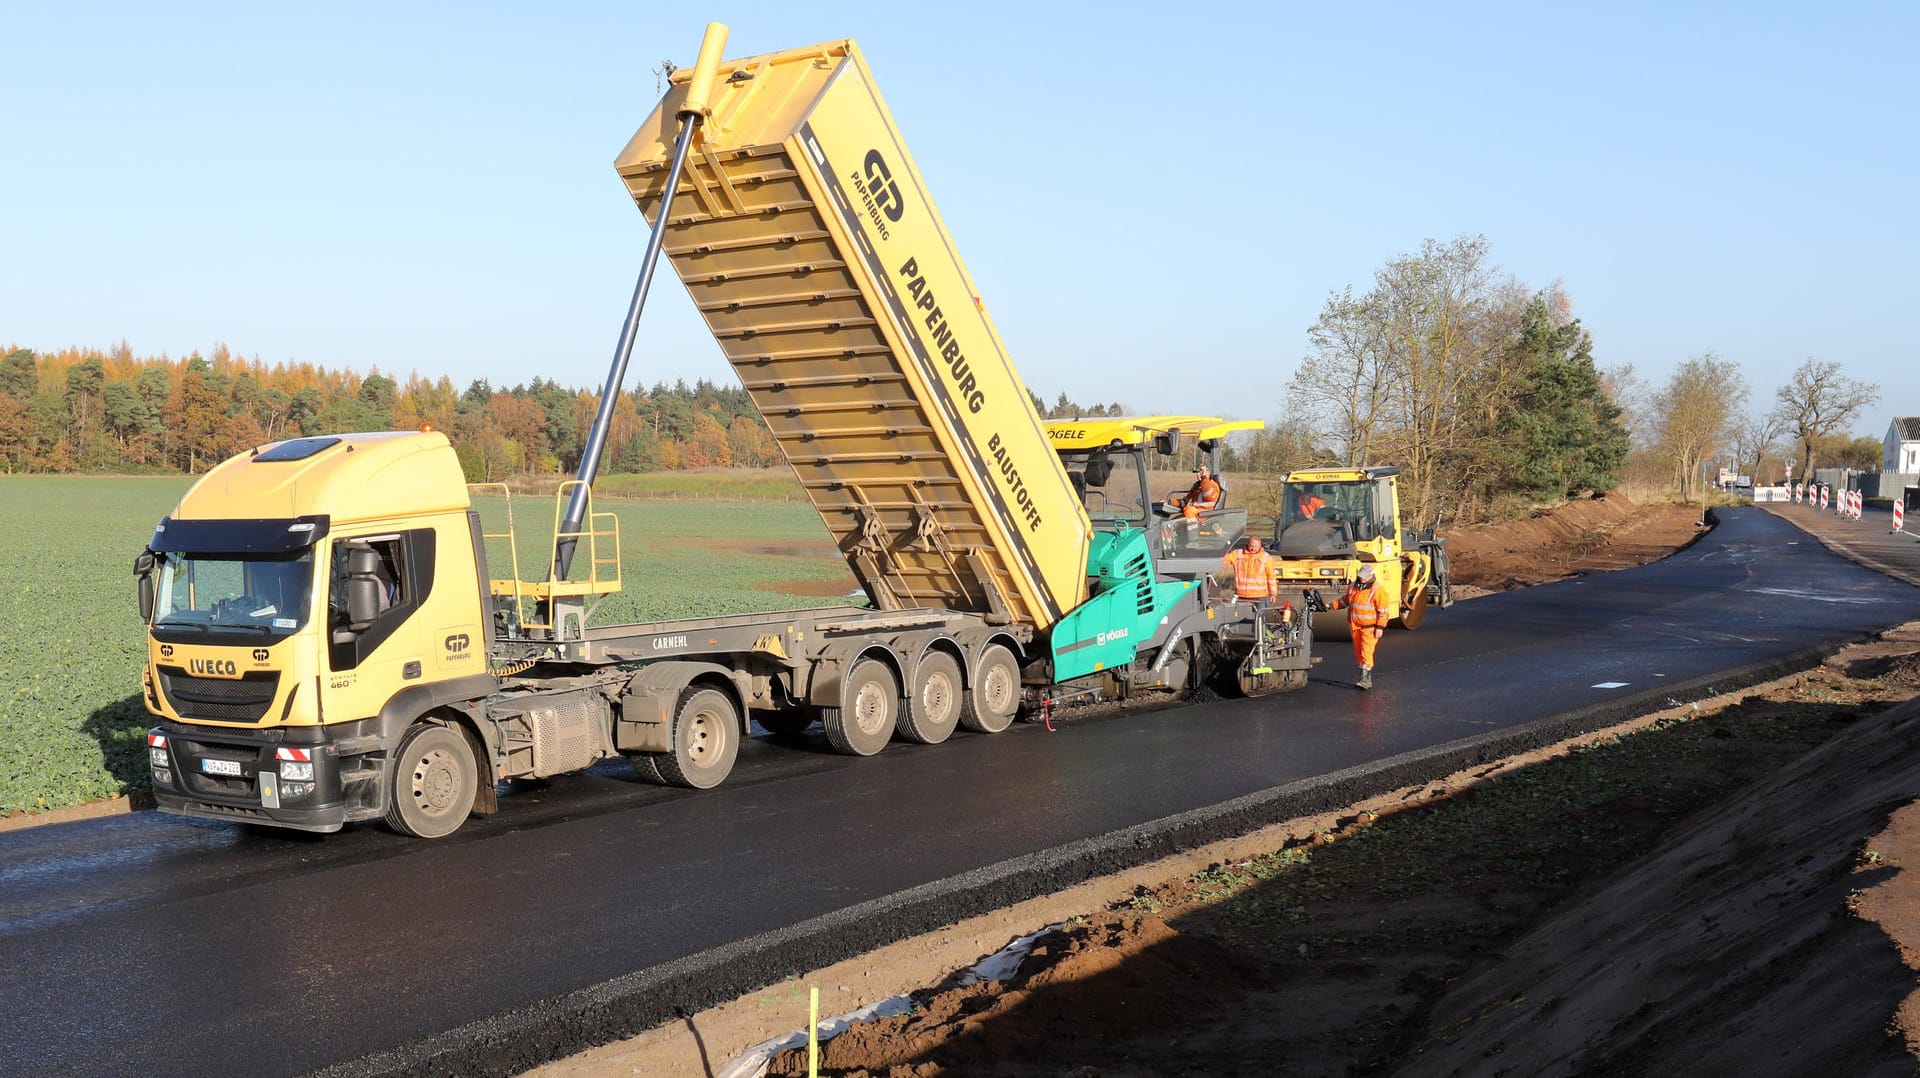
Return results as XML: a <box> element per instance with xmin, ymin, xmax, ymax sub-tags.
<box><xmin>1171</xmin><ymin>464</ymin><xmax>1221</xmax><ymax>515</ymax></box>
<box><xmin>1294</xmin><ymin>486</ymin><xmax>1326</xmax><ymax>521</ymax></box>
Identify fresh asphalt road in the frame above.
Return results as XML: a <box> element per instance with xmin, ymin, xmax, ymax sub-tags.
<box><xmin>5</xmin><ymin>507</ymin><xmax>1919</xmax><ymax>1078</ymax></box>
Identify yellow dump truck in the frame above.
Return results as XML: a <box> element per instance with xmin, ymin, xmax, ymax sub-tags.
<box><xmin>137</xmin><ymin>27</ymin><xmax>1310</xmax><ymax>838</ymax></box>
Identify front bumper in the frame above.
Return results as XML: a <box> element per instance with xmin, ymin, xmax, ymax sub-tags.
<box><xmin>149</xmin><ymin>720</ymin><xmax>382</xmax><ymax>833</ymax></box>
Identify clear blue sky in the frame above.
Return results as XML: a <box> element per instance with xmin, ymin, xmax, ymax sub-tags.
<box><xmin>3</xmin><ymin>2</ymin><xmax>1914</xmax><ymax>439</ymax></box>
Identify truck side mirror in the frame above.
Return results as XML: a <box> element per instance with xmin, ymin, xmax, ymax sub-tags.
<box><xmin>344</xmin><ymin>546</ymin><xmax>386</xmax><ymax>630</ymax></box>
<box><xmin>134</xmin><ymin>550</ymin><xmax>156</xmax><ymax>622</ymax></box>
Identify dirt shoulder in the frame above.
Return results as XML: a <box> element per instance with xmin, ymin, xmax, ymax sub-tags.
<box><xmin>1443</xmin><ymin>490</ymin><xmax>1708</xmax><ymax>594</ymax></box>
<box><xmin>536</xmin><ymin>495</ymin><xmax>1920</xmax><ymax>1078</ymax></box>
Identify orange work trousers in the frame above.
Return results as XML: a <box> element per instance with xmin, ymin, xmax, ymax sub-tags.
<box><xmin>1350</xmin><ymin>627</ymin><xmax>1379</xmax><ymax>668</ymax></box>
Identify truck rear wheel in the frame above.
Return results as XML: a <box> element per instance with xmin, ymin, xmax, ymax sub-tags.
<box><xmin>824</xmin><ymin>658</ymin><xmax>899</xmax><ymax>756</ymax></box>
<box><xmin>960</xmin><ymin>644</ymin><xmax>1019</xmax><ymax>734</ymax></box>
<box><xmin>652</xmin><ymin>688</ymin><xmax>740</xmax><ymax>789</ymax></box>
<box><xmin>898</xmin><ymin>652</ymin><xmax>962</xmax><ymax>745</ymax></box>
<box><xmin>385</xmin><ymin>723</ymin><xmax>478</xmax><ymax>839</ymax></box>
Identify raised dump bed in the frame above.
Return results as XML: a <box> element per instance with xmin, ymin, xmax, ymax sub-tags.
<box><xmin>615</xmin><ymin>39</ymin><xmax>1088</xmax><ymax>632</ymax></box>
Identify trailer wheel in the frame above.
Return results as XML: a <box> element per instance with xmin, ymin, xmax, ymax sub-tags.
<box><xmin>652</xmin><ymin>688</ymin><xmax>740</xmax><ymax>789</ymax></box>
<box><xmin>898</xmin><ymin>652</ymin><xmax>962</xmax><ymax>745</ymax></box>
<box><xmin>824</xmin><ymin>659</ymin><xmax>898</xmax><ymax>756</ymax></box>
<box><xmin>385</xmin><ymin>723</ymin><xmax>477</xmax><ymax>839</ymax></box>
<box><xmin>960</xmin><ymin>644</ymin><xmax>1019</xmax><ymax>734</ymax></box>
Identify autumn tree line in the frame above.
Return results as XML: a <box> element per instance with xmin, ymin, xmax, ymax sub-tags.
<box><xmin>0</xmin><ymin>343</ymin><xmax>782</xmax><ymax>481</ymax></box>
<box><xmin>3</xmin><ymin>236</ymin><xmax>1882</xmax><ymax>528</ymax></box>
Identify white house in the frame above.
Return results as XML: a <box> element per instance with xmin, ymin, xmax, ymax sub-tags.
<box><xmin>1886</xmin><ymin>417</ymin><xmax>1920</xmax><ymax>473</ymax></box>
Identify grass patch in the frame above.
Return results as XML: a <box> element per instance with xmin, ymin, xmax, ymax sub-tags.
<box><xmin>533</xmin><ymin>469</ymin><xmax>806</xmax><ymax>502</ymax></box>
<box><xmin>0</xmin><ymin>476</ymin><xmax>190</xmax><ymax>816</ymax></box>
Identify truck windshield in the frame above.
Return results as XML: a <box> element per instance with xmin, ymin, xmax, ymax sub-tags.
<box><xmin>1059</xmin><ymin>448</ymin><xmax>1145</xmax><ymax>526</ymax></box>
<box><xmin>152</xmin><ymin>551</ymin><xmax>315</xmax><ymax>641</ymax></box>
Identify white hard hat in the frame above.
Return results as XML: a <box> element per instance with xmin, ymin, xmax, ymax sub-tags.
<box><xmin>1356</xmin><ymin>564</ymin><xmax>1376</xmax><ymax>583</ymax></box>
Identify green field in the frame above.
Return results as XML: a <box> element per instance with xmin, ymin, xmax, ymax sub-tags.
<box><xmin>0</xmin><ymin>476</ymin><xmax>851</xmax><ymax>817</ymax></box>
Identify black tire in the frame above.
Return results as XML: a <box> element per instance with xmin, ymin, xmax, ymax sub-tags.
<box><xmin>652</xmin><ymin>687</ymin><xmax>740</xmax><ymax>789</ymax></box>
<box><xmin>628</xmin><ymin>752</ymin><xmax>666</xmax><ymax>784</ymax></box>
<box><xmin>898</xmin><ymin>652</ymin><xmax>962</xmax><ymax>745</ymax></box>
<box><xmin>823</xmin><ymin>658</ymin><xmax>898</xmax><ymax>756</ymax></box>
<box><xmin>755</xmin><ymin>710</ymin><xmax>814</xmax><ymax>739</ymax></box>
<box><xmin>385</xmin><ymin>723</ymin><xmax>478</xmax><ymax>839</ymax></box>
<box><xmin>960</xmin><ymin>644</ymin><xmax>1019</xmax><ymax>733</ymax></box>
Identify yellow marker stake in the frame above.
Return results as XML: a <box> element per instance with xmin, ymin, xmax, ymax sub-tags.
<box><xmin>808</xmin><ymin>985</ymin><xmax>820</xmax><ymax>1077</ymax></box>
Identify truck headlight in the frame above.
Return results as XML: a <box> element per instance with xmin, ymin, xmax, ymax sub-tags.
<box><xmin>150</xmin><ymin>747</ymin><xmax>170</xmax><ymax>769</ymax></box>
<box><xmin>153</xmin><ymin>768</ymin><xmax>173</xmax><ymax>786</ymax></box>
<box><xmin>279</xmin><ymin>761</ymin><xmax>314</xmax><ymax>781</ymax></box>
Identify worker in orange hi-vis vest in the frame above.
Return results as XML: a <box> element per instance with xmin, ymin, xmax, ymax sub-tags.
<box><xmin>1328</xmin><ymin>563</ymin><xmax>1391</xmax><ymax>690</ymax></box>
<box><xmin>1219</xmin><ymin>535</ymin><xmax>1280</xmax><ymax>604</ymax></box>
<box><xmin>1294</xmin><ymin>488</ymin><xmax>1326</xmax><ymax>520</ymax></box>
<box><xmin>1172</xmin><ymin>464</ymin><xmax>1222</xmax><ymax>513</ymax></box>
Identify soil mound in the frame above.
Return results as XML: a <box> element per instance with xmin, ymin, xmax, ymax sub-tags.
<box><xmin>1397</xmin><ymin>696</ymin><xmax>1920</xmax><ymax>1077</ymax></box>
<box><xmin>1445</xmin><ymin>492</ymin><xmax>1706</xmax><ymax>590</ymax></box>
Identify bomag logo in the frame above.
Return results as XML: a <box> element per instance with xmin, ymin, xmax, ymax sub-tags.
<box><xmin>863</xmin><ymin>150</ymin><xmax>905</xmax><ymax>222</ymax></box>
<box><xmin>190</xmin><ymin>658</ymin><xmax>240</xmax><ymax>677</ymax></box>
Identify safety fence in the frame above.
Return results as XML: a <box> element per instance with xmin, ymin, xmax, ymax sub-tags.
<box><xmin>1786</xmin><ymin>482</ymin><xmax>1917</xmax><ymax>538</ymax></box>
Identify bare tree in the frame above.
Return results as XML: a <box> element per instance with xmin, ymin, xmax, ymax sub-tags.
<box><xmin>1295</xmin><ymin>284</ymin><xmax>1393</xmax><ymax>466</ymax></box>
<box><xmin>1729</xmin><ymin>410</ymin><xmax>1789</xmax><ymax>482</ymax></box>
<box><xmin>1601</xmin><ymin>363</ymin><xmax>1655</xmax><ymax>448</ymax></box>
<box><xmin>1651</xmin><ymin>353</ymin><xmax>1747</xmax><ymax>500</ymax></box>
<box><xmin>1772</xmin><ymin>358</ymin><xmax>1879</xmax><ymax>477</ymax></box>
<box><xmin>1289</xmin><ymin>235</ymin><xmax>1519</xmax><ymax>525</ymax></box>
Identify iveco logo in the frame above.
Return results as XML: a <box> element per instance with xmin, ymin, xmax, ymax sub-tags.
<box><xmin>445</xmin><ymin>633</ymin><xmax>471</xmax><ymax>654</ymax></box>
<box><xmin>862</xmin><ymin>150</ymin><xmax>905</xmax><ymax>222</ymax></box>
<box><xmin>190</xmin><ymin>658</ymin><xmax>240</xmax><ymax>677</ymax></box>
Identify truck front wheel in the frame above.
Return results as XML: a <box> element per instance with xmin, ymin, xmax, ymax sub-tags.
<box><xmin>385</xmin><ymin>723</ymin><xmax>478</xmax><ymax>839</ymax></box>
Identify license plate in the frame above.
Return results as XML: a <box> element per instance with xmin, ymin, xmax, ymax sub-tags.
<box><xmin>200</xmin><ymin>758</ymin><xmax>244</xmax><ymax>777</ymax></box>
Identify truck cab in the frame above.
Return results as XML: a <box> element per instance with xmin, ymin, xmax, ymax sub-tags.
<box><xmin>139</xmin><ymin>432</ymin><xmax>497</xmax><ymax>834</ymax></box>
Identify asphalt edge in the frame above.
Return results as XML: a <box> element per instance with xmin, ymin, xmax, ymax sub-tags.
<box><xmin>316</xmin><ymin>631</ymin><xmax>1856</xmax><ymax>1078</ymax></box>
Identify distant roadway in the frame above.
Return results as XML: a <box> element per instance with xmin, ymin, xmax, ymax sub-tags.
<box><xmin>3</xmin><ymin>507</ymin><xmax>1918</xmax><ymax>1077</ymax></box>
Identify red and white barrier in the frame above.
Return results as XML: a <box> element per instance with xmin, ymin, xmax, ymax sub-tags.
<box><xmin>1895</xmin><ymin>500</ymin><xmax>1905</xmax><ymax>533</ymax></box>
<box><xmin>1820</xmin><ymin>486</ymin><xmax>1829</xmax><ymax>510</ymax></box>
